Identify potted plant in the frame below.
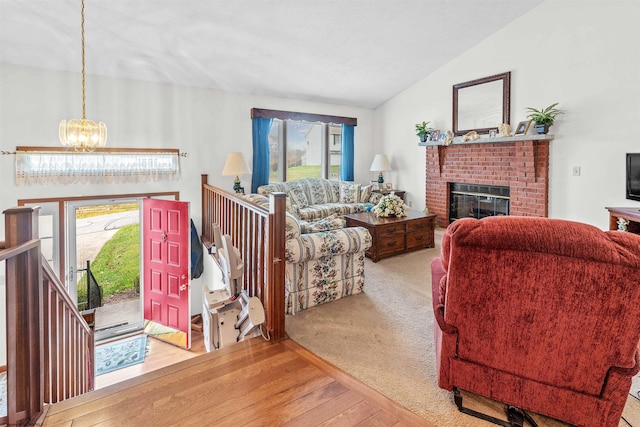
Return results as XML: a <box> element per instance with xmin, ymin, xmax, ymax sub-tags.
<box><xmin>526</xmin><ymin>103</ymin><xmax>564</xmax><ymax>134</ymax></box>
<box><xmin>415</xmin><ymin>121</ymin><xmax>434</xmax><ymax>142</ymax></box>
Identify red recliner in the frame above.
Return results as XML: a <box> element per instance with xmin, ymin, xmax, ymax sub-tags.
<box><xmin>431</xmin><ymin>216</ymin><xmax>640</xmax><ymax>427</ymax></box>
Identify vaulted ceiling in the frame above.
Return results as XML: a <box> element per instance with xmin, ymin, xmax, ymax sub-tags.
<box><xmin>0</xmin><ymin>0</ymin><xmax>543</xmax><ymax>108</ymax></box>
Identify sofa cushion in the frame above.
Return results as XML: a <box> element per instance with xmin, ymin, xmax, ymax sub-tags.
<box><xmin>287</xmin><ymin>181</ymin><xmax>309</xmax><ymax>208</ymax></box>
<box><xmin>297</xmin><ymin>202</ymin><xmax>371</xmax><ymax>222</ymax></box>
<box><xmin>340</xmin><ymin>182</ymin><xmax>361</xmax><ymax>203</ymax></box>
<box><xmin>359</xmin><ymin>184</ymin><xmax>374</xmax><ymax>203</ymax></box>
<box><xmin>304</xmin><ymin>178</ymin><xmax>340</xmax><ymax>204</ymax></box>
<box><xmin>300</xmin><ymin>214</ymin><xmax>345</xmax><ymax>234</ymax></box>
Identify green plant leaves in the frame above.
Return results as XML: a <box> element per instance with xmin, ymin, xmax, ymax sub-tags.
<box><xmin>526</xmin><ymin>103</ymin><xmax>564</xmax><ymax>126</ymax></box>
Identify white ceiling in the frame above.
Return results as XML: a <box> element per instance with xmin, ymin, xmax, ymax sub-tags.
<box><xmin>0</xmin><ymin>0</ymin><xmax>543</xmax><ymax>109</ymax></box>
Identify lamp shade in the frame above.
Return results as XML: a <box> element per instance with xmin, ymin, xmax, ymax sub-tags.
<box><xmin>369</xmin><ymin>154</ymin><xmax>391</xmax><ymax>172</ymax></box>
<box><xmin>222</xmin><ymin>152</ymin><xmax>251</xmax><ymax>176</ymax></box>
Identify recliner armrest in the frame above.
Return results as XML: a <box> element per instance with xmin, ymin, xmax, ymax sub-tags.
<box><xmin>431</xmin><ymin>257</ymin><xmax>457</xmax><ymax>335</ymax></box>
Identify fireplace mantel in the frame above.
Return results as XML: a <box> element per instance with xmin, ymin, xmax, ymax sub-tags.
<box><xmin>418</xmin><ymin>133</ymin><xmax>554</xmax><ymax>147</ymax></box>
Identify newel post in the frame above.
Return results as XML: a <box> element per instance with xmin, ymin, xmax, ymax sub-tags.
<box><xmin>266</xmin><ymin>193</ymin><xmax>286</xmax><ymax>341</ymax></box>
<box><xmin>3</xmin><ymin>206</ymin><xmax>44</xmax><ymax>424</ymax></box>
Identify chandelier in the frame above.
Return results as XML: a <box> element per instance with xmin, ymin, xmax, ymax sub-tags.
<box><xmin>59</xmin><ymin>0</ymin><xmax>107</xmax><ymax>151</ymax></box>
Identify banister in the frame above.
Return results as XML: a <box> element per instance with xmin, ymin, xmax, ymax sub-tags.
<box><xmin>2</xmin><ymin>206</ymin><xmax>94</xmax><ymax>426</ymax></box>
<box><xmin>200</xmin><ymin>175</ymin><xmax>287</xmax><ymax>341</ymax></box>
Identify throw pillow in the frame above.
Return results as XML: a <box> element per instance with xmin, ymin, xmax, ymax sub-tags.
<box><xmin>285</xmin><ymin>196</ymin><xmax>299</xmax><ymax>216</ymax></box>
<box><xmin>340</xmin><ymin>183</ymin><xmax>361</xmax><ymax>204</ymax></box>
<box><xmin>359</xmin><ymin>184</ymin><xmax>373</xmax><ymax>203</ymax></box>
<box><xmin>302</xmin><ymin>214</ymin><xmax>344</xmax><ymax>233</ymax></box>
<box><xmin>288</xmin><ymin>183</ymin><xmax>309</xmax><ymax>208</ymax></box>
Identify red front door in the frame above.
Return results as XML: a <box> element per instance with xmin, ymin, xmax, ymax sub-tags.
<box><xmin>142</xmin><ymin>198</ymin><xmax>191</xmax><ymax>349</ymax></box>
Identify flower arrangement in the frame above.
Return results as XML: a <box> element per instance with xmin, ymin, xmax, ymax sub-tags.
<box><xmin>372</xmin><ymin>193</ymin><xmax>408</xmax><ymax>218</ymax></box>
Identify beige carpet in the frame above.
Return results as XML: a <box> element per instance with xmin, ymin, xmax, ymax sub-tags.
<box><xmin>285</xmin><ymin>229</ymin><xmax>640</xmax><ymax>427</ymax></box>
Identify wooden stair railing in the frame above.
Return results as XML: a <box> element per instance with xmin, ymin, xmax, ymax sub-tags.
<box><xmin>1</xmin><ymin>206</ymin><xmax>94</xmax><ymax>426</ymax></box>
<box><xmin>201</xmin><ymin>175</ymin><xmax>286</xmax><ymax>341</ymax></box>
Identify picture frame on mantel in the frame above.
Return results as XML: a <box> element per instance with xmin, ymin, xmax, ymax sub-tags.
<box><xmin>515</xmin><ymin>120</ymin><xmax>531</xmax><ymax>135</ymax></box>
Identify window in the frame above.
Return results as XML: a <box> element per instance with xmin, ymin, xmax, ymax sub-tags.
<box><xmin>268</xmin><ymin>120</ymin><xmax>342</xmax><ymax>182</ymax></box>
<box><xmin>251</xmin><ymin>108</ymin><xmax>356</xmax><ymax>187</ymax></box>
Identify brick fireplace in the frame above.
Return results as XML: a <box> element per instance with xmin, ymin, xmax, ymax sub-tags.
<box><xmin>424</xmin><ymin>136</ymin><xmax>552</xmax><ymax>228</ymax></box>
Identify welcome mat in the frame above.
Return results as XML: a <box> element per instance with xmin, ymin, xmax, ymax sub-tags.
<box><xmin>95</xmin><ymin>334</ymin><xmax>147</xmax><ymax>376</ymax></box>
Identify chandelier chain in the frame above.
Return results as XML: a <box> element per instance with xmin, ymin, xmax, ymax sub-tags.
<box><xmin>81</xmin><ymin>0</ymin><xmax>86</xmax><ymax>121</ymax></box>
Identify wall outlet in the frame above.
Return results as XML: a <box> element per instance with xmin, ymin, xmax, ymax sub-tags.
<box><xmin>407</xmin><ymin>200</ymin><xmax>413</xmax><ymax>207</ymax></box>
<box><xmin>572</xmin><ymin>166</ymin><xmax>581</xmax><ymax>176</ymax></box>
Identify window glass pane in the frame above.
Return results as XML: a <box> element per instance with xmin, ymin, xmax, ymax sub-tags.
<box><xmin>266</xmin><ymin>118</ymin><xmax>344</xmax><ymax>182</ymax></box>
<box><xmin>268</xmin><ymin>121</ymin><xmax>281</xmax><ymax>183</ymax></box>
<box><xmin>39</xmin><ymin>214</ymin><xmax>55</xmax><ymax>270</ymax></box>
<box><xmin>328</xmin><ymin>125</ymin><xmax>342</xmax><ymax>180</ymax></box>
<box><xmin>287</xmin><ymin>121</ymin><xmax>322</xmax><ymax>180</ymax></box>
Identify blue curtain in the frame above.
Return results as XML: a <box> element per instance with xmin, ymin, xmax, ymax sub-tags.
<box><xmin>340</xmin><ymin>124</ymin><xmax>354</xmax><ymax>181</ymax></box>
<box><xmin>251</xmin><ymin>117</ymin><xmax>273</xmax><ymax>193</ymax></box>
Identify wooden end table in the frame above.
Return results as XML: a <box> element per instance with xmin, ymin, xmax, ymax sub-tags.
<box><xmin>345</xmin><ymin>210</ymin><xmax>437</xmax><ymax>262</ymax></box>
<box><xmin>606</xmin><ymin>207</ymin><xmax>640</xmax><ymax>234</ymax></box>
<box><xmin>372</xmin><ymin>189</ymin><xmax>406</xmax><ymax>202</ymax></box>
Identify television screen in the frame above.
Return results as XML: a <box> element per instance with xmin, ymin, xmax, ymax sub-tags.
<box><xmin>627</xmin><ymin>153</ymin><xmax>640</xmax><ymax>201</ymax></box>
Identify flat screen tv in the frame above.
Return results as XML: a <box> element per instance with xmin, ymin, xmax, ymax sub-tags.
<box><xmin>627</xmin><ymin>153</ymin><xmax>640</xmax><ymax>201</ymax></box>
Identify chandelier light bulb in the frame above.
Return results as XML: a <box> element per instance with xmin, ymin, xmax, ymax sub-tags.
<box><xmin>59</xmin><ymin>0</ymin><xmax>107</xmax><ymax>152</ymax></box>
<box><xmin>59</xmin><ymin>118</ymin><xmax>107</xmax><ymax>151</ymax></box>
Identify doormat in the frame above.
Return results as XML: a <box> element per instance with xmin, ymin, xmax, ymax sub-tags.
<box><xmin>95</xmin><ymin>334</ymin><xmax>147</xmax><ymax>376</ymax></box>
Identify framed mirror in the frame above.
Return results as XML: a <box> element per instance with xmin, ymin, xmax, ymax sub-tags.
<box><xmin>453</xmin><ymin>71</ymin><xmax>511</xmax><ymax>136</ymax></box>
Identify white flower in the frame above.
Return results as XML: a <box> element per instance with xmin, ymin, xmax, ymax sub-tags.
<box><xmin>372</xmin><ymin>194</ymin><xmax>408</xmax><ymax>217</ymax></box>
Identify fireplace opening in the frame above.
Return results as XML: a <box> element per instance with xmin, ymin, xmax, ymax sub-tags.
<box><xmin>449</xmin><ymin>183</ymin><xmax>510</xmax><ymax>223</ymax></box>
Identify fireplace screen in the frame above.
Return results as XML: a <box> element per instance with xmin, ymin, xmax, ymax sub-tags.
<box><xmin>449</xmin><ymin>183</ymin><xmax>509</xmax><ymax>223</ymax></box>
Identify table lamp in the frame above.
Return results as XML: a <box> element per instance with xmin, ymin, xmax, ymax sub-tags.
<box><xmin>222</xmin><ymin>152</ymin><xmax>251</xmax><ymax>193</ymax></box>
<box><xmin>370</xmin><ymin>154</ymin><xmax>391</xmax><ymax>184</ymax></box>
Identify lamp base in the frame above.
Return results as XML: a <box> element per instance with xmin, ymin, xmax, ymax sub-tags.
<box><xmin>233</xmin><ymin>177</ymin><xmax>245</xmax><ymax>194</ymax></box>
<box><xmin>377</xmin><ymin>172</ymin><xmax>384</xmax><ymax>184</ymax></box>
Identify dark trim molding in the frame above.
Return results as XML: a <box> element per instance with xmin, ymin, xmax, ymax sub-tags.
<box><xmin>251</xmin><ymin>108</ymin><xmax>357</xmax><ymax>126</ymax></box>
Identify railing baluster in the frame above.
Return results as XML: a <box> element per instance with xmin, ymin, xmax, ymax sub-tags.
<box><xmin>1</xmin><ymin>206</ymin><xmax>95</xmax><ymax>424</ymax></box>
<box><xmin>200</xmin><ymin>176</ymin><xmax>286</xmax><ymax>341</ymax></box>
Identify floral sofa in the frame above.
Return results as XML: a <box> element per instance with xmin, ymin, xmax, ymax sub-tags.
<box><xmin>243</xmin><ymin>180</ymin><xmax>373</xmax><ymax>314</ymax></box>
<box><xmin>257</xmin><ymin>178</ymin><xmax>375</xmax><ymax>225</ymax></box>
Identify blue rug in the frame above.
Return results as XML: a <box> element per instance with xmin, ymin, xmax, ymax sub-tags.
<box><xmin>95</xmin><ymin>335</ymin><xmax>147</xmax><ymax>376</ymax></box>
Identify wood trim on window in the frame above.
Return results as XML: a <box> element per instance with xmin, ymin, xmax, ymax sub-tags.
<box><xmin>16</xmin><ymin>146</ymin><xmax>181</xmax><ymax>154</ymax></box>
<box><xmin>251</xmin><ymin>108</ymin><xmax>357</xmax><ymax>126</ymax></box>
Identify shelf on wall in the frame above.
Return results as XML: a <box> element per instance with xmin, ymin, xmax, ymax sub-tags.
<box><xmin>418</xmin><ymin>134</ymin><xmax>554</xmax><ymax>147</ymax></box>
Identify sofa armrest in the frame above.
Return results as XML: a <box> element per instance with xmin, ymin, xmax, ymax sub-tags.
<box><xmin>286</xmin><ymin>227</ymin><xmax>372</xmax><ymax>263</ymax></box>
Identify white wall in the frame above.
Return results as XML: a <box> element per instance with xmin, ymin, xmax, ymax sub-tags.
<box><xmin>374</xmin><ymin>0</ymin><xmax>640</xmax><ymax>228</ymax></box>
<box><xmin>0</xmin><ymin>64</ymin><xmax>375</xmax><ymax>234</ymax></box>
<box><xmin>0</xmin><ymin>63</ymin><xmax>375</xmax><ymax>363</ymax></box>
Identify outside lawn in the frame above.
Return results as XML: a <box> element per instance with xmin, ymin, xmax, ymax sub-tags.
<box><xmin>77</xmin><ymin>223</ymin><xmax>139</xmax><ymax>305</ymax></box>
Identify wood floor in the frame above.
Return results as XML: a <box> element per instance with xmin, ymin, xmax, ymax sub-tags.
<box><xmin>41</xmin><ymin>336</ymin><xmax>431</xmax><ymax>426</ymax></box>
